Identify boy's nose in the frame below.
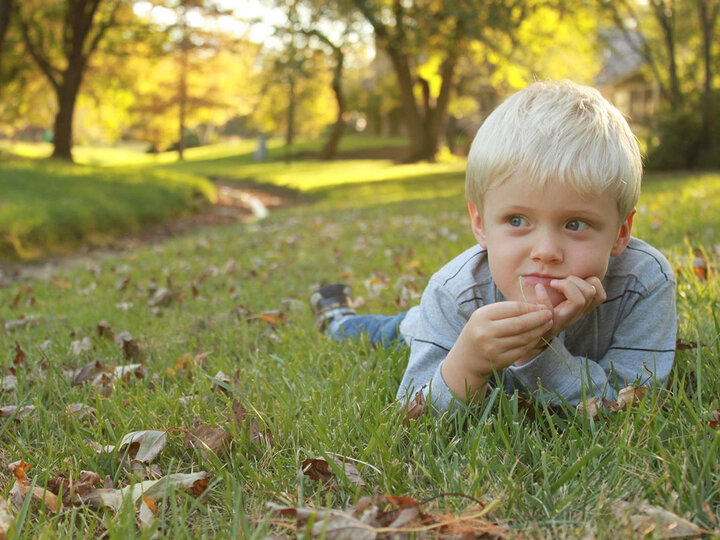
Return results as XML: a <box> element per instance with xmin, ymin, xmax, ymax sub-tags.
<box><xmin>530</xmin><ymin>231</ymin><xmax>563</xmax><ymax>264</ymax></box>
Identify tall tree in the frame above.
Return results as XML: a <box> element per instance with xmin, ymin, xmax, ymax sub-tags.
<box><xmin>15</xmin><ymin>0</ymin><xmax>123</xmax><ymax>160</ymax></box>
<box><xmin>350</xmin><ymin>0</ymin><xmax>530</xmax><ymax>162</ymax></box>
<box><xmin>141</xmin><ymin>0</ymin><xmax>232</xmax><ymax>159</ymax></box>
<box><xmin>597</xmin><ymin>0</ymin><xmax>699</xmax><ymax>111</ymax></box>
<box><xmin>277</xmin><ymin>0</ymin><xmax>368</xmax><ymax>159</ymax></box>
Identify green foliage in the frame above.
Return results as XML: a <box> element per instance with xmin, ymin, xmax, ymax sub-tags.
<box><xmin>646</xmin><ymin>96</ymin><xmax>720</xmax><ymax>170</ymax></box>
<box><xmin>0</xmin><ymin>157</ymin><xmax>215</xmax><ymax>260</ymax></box>
<box><xmin>0</xmin><ymin>158</ymin><xmax>718</xmax><ymax>536</ymax></box>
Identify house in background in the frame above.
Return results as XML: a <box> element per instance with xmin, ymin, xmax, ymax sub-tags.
<box><xmin>596</xmin><ymin>30</ymin><xmax>661</xmax><ymax>126</ymax></box>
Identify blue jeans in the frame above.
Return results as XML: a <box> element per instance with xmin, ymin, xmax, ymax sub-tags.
<box><xmin>330</xmin><ymin>312</ymin><xmax>407</xmax><ymax>348</ymax></box>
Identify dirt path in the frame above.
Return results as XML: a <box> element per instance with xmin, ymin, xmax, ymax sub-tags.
<box><xmin>0</xmin><ymin>179</ymin><xmax>302</xmax><ymax>284</ymax></box>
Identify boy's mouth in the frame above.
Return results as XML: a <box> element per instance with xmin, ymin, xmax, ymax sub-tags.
<box><xmin>521</xmin><ymin>274</ymin><xmax>560</xmax><ymax>287</ymax></box>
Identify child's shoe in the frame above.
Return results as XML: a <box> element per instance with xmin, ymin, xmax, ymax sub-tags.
<box><xmin>310</xmin><ymin>283</ymin><xmax>355</xmax><ymax>330</ymax></box>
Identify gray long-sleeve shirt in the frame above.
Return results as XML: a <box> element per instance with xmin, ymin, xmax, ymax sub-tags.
<box><xmin>397</xmin><ymin>238</ymin><xmax>677</xmax><ymax>411</ymax></box>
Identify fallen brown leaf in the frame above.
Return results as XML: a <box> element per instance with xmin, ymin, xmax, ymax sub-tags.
<box><xmin>0</xmin><ymin>405</ymin><xmax>35</xmax><ymax>421</ymax></box>
<box><xmin>612</xmin><ymin>500</ymin><xmax>707</xmax><ymax>538</ymax></box>
<box><xmin>70</xmin><ymin>337</ymin><xmax>92</xmax><ymax>356</ymax></box>
<box><xmin>0</xmin><ymin>374</ymin><xmax>17</xmax><ymax>392</ymax></box>
<box><xmin>211</xmin><ymin>371</ymin><xmax>231</xmax><ymax>392</ymax></box>
<box><xmin>100</xmin><ymin>431</ymin><xmax>167</xmax><ymax>464</ymax></box>
<box><xmin>8</xmin><ymin>460</ymin><xmax>31</xmax><ymax>483</ymax></box>
<box><xmin>148</xmin><ymin>288</ymin><xmax>177</xmax><ymax>308</ymax></box>
<box><xmin>66</xmin><ymin>403</ymin><xmax>97</xmax><ymax>420</ymax></box>
<box><xmin>79</xmin><ymin>471</ymin><xmax>211</xmax><ymax>513</ymax></box>
<box><xmin>69</xmin><ymin>360</ymin><xmax>104</xmax><ymax>386</ymax></box>
<box><xmin>184</xmin><ymin>425</ymin><xmax>231</xmax><ymax>459</ymax></box>
<box><xmin>404</xmin><ymin>390</ymin><xmax>426</xmax><ymax>421</ymax></box>
<box><xmin>115</xmin><ymin>331</ymin><xmax>144</xmax><ymax>361</ymax></box>
<box><xmin>113</xmin><ymin>364</ymin><xmax>146</xmax><ymax>382</ymax></box>
<box><xmin>617</xmin><ymin>386</ymin><xmax>647</xmax><ymax>410</ymax></box>
<box><xmin>0</xmin><ymin>497</ymin><xmax>12</xmax><ymax>539</ymax></box>
<box><xmin>13</xmin><ymin>342</ymin><xmax>25</xmax><ymax>366</ymax></box>
<box><xmin>266</xmin><ymin>502</ymin><xmax>376</xmax><ymax>540</ymax></box>
<box><xmin>301</xmin><ymin>456</ymin><xmax>366</xmax><ymax>488</ymax></box>
<box><xmin>577</xmin><ymin>397</ymin><xmax>603</xmax><ymax>420</ymax></box>
<box><xmin>138</xmin><ymin>497</ymin><xmax>157</xmax><ymax>529</ymax></box>
<box><xmin>3</xmin><ymin>316</ymin><xmax>39</xmax><ymax>332</ymax></box>
<box><xmin>229</xmin><ymin>400</ymin><xmax>274</xmax><ymax>446</ymax></box>
<box><xmin>97</xmin><ymin>321</ymin><xmax>115</xmax><ymax>340</ymax></box>
<box><xmin>10</xmin><ymin>482</ymin><xmax>60</xmax><ymax>513</ymax></box>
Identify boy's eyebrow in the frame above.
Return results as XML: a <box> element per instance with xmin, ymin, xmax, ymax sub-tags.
<box><xmin>497</xmin><ymin>204</ymin><xmax>606</xmax><ymax>220</ymax></box>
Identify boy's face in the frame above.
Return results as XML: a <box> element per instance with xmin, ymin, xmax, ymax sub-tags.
<box><xmin>469</xmin><ymin>176</ymin><xmax>634</xmax><ymax>307</ymax></box>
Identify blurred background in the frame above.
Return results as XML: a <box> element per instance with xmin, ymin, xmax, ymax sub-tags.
<box><xmin>0</xmin><ymin>0</ymin><xmax>717</xmax><ymax>170</ymax></box>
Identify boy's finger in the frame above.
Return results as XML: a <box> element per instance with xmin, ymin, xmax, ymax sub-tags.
<box><xmin>549</xmin><ymin>277</ymin><xmax>589</xmax><ymax>305</ymax></box>
<box><xmin>482</xmin><ymin>301</ymin><xmax>548</xmax><ymax>321</ymax></box>
<box><xmin>493</xmin><ymin>308</ymin><xmax>553</xmax><ymax>338</ymax></box>
<box><xmin>535</xmin><ymin>283</ymin><xmax>555</xmax><ymax>311</ymax></box>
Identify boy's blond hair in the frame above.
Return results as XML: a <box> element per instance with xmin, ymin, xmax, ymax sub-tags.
<box><xmin>465</xmin><ymin>80</ymin><xmax>642</xmax><ymax>220</ymax></box>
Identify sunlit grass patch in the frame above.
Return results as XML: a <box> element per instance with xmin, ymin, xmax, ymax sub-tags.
<box><xmin>0</xmin><ymin>158</ymin><xmax>215</xmax><ymax>260</ymax></box>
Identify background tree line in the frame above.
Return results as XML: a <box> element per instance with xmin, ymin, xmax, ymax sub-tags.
<box><xmin>0</xmin><ymin>0</ymin><xmax>717</xmax><ymax>169</ymax></box>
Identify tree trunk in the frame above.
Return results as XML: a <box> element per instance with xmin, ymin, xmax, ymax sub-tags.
<box><xmin>386</xmin><ymin>47</ymin><xmax>425</xmax><ymax>161</ymax></box>
<box><xmin>651</xmin><ymin>0</ymin><xmax>682</xmax><ymax>109</ymax></box>
<box><xmin>697</xmin><ymin>0</ymin><xmax>719</xmax><ymax>149</ymax></box>
<box><xmin>0</xmin><ymin>0</ymin><xmax>12</xmax><ymax>78</ymax></box>
<box><xmin>285</xmin><ymin>76</ymin><xmax>295</xmax><ymax>162</ymax></box>
<box><xmin>320</xmin><ymin>49</ymin><xmax>345</xmax><ymax>160</ymax></box>
<box><xmin>51</xmin><ymin>62</ymin><xmax>84</xmax><ymax>160</ymax></box>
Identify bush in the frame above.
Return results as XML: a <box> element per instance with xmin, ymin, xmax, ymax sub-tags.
<box><xmin>646</xmin><ymin>94</ymin><xmax>720</xmax><ymax>170</ymax></box>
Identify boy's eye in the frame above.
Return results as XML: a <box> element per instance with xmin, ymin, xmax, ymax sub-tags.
<box><xmin>508</xmin><ymin>216</ymin><xmax>528</xmax><ymax>227</ymax></box>
<box><xmin>566</xmin><ymin>219</ymin><xmax>589</xmax><ymax>231</ymax></box>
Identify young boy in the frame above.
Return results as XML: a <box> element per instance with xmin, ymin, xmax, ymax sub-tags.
<box><xmin>312</xmin><ymin>80</ymin><xmax>676</xmax><ymax>413</ymax></box>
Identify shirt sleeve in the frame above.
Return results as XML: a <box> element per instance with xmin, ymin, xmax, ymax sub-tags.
<box><xmin>396</xmin><ymin>278</ymin><xmax>468</xmax><ymax>413</ymax></box>
<box><xmin>507</xmin><ymin>275</ymin><xmax>676</xmax><ymax>406</ymax></box>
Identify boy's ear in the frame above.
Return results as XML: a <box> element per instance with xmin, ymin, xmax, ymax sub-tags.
<box><xmin>611</xmin><ymin>209</ymin><xmax>635</xmax><ymax>256</ymax></box>
<box><xmin>468</xmin><ymin>201</ymin><xmax>488</xmax><ymax>248</ymax></box>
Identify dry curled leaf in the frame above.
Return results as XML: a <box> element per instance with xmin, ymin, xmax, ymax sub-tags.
<box><xmin>708</xmin><ymin>410</ymin><xmax>720</xmax><ymax>429</ymax></box>
<box><xmin>113</xmin><ymin>364</ymin><xmax>146</xmax><ymax>382</ymax></box>
<box><xmin>404</xmin><ymin>390</ymin><xmax>426</xmax><ymax>421</ymax></box>
<box><xmin>97</xmin><ymin>320</ymin><xmax>115</xmax><ymax>340</ymax></box>
<box><xmin>70</xmin><ymin>337</ymin><xmax>92</xmax><ymax>356</ymax></box>
<box><xmin>8</xmin><ymin>460</ymin><xmax>31</xmax><ymax>483</ymax></box>
<box><xmin>184</xmin><ymin>425</ymin><xmax>231</xmax><ymax>460</ymax></box>
<box><xmin>115</xmin><ymin>331</ymin><xmax>144</xmax><ymax>361</ymax></box>
<box><xmin>79</xmin><ymin>471</ymin><xmax>211</xmax><ymax>513</ymax></box>
<box><xmin>577</xmin><ymin>397</ymin><xmax>603</xmax><ymax>419</ymax></box>
<box><xmin>266</xmin><ymin>502</ymin><xmax>377</xmax><ymax>540</ymax></box>
<box><xmin>66</xmin><ymin>403</ymin><xmax>97</xmax><ymax>420</ymax></box>
<box><xmin>1</xmin><ymin>375</ymin><xmax>17</xmax><ymax>392</ymax></box>
<box><xmin>69</xmin><ymin>360</ymin><xmax>104</xmax><ymax>386</ymax></box>
<box><xmin>13</xmin><ymin>342</ymin><xmax>25</xmax><ymax>365</ymax></box>
<box><xmin>617</xmin><ymin>386</ymin><xmax>647</xmax><ymax>410</ymax></box>
<box><xmin>117</xmin><ymin>431</ymin><xmax>167</xmax><ymax>464</ymax></box>
<box><xmin>301</xmin><ymin>456</ymin><xmax>366</xmax><ymax>488</ymax></box>
<box><xmin>10</xmin><ymin>482</ymin><xmax>59</xmax><ymax>514</ymax></box>
<box><xmin>148</xmin><ymin>287</ymin><xmax>177</xmax><ymax>308</ymax></box>
<box><xmin>138</xmin><ymin>497</ymin><xmax>157</xmax><ymax>529</ymax></box>
<box><xmin>0</xmin><ymin>497</ymin><xmax>12</xmax><ymax>539</ymax></box>
<box><xmin>0</xmin><ymin>405</ymin><xmax>35</xmax><ymax>421</ymax></box>
<box><xmin>612</xmin><ymin>500</ymin><xmax>707</xmax><ymax>538</ymax></box>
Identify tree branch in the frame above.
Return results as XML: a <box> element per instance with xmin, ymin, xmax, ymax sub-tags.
<box><xmin>15</xmin><ymin>5</ymin><xmax>60</xmax><ymax>90</ymax></box>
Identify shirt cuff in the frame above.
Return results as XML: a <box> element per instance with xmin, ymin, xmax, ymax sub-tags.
<box><xmin>424</xmin><ymin>362</ymin><xmax>467</xmax><ymax>414</ymax></box>
<box><xmin>507</xmin><ymin>335</ymin><xmax>575</xmax><ymax>395</ymax></box>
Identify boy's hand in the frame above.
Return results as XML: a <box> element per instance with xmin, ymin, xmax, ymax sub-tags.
<box><xmin>535</xmin><ymin>276</ymin><xmax>606</xmax><ymax>338</ymax></box>
<box><xmin>442</xmin><ymin>302</ymin><xmax>553</xmax><ymax>402</ymax></box>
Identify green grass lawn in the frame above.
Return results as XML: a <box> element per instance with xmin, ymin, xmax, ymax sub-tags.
<box><xmin>0</xmin><ymin>140</ymin><xmax>719</xmax><ymax>537</ymax></box>
<box><xmin>0</xmin><ymin>156</ymin><xmax>215</xmax><ymax>260</ymax></box>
